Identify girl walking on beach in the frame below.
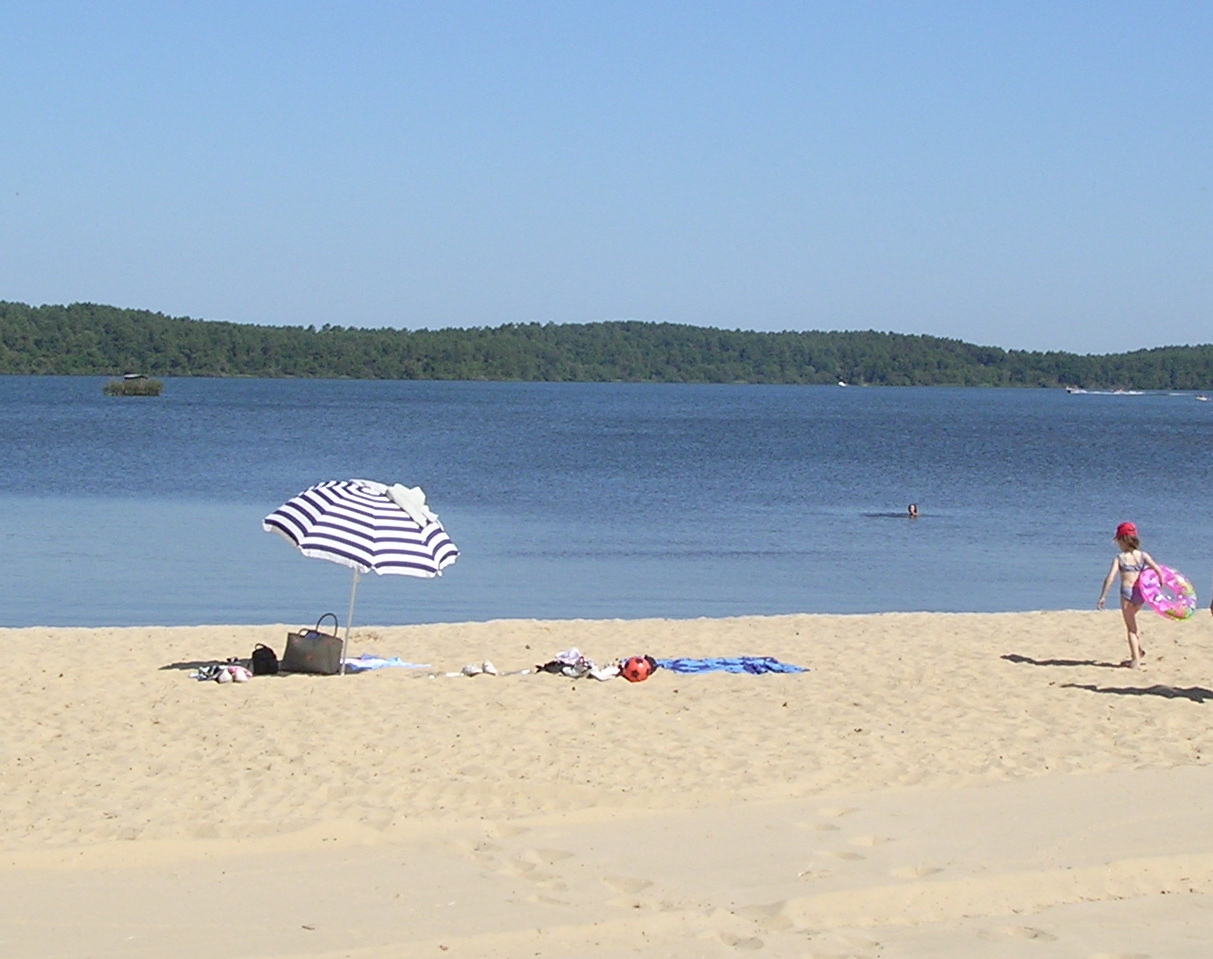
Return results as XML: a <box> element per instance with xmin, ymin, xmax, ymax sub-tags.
<box><xmin>1097</xmin><ymin>521</ymin><xmax>1164</xmax><ymax>669</ymax></box>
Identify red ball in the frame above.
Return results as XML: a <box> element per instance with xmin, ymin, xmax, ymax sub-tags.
<box><xmin>621</xmin><ymin>656</ymin><xmax>653</xmax><ymax>683</ymax></box>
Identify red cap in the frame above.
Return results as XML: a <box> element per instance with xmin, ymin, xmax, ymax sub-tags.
<box><xmin>1115</xmin><ymin>521</ymin><xmax>1137</xmax><ymax>539</ymax></box>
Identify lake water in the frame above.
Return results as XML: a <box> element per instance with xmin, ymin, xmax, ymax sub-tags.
<box><xmin>2</xmin><ymin>376</ymin><xmax>1211</xmax><ymax>627</ymax></box>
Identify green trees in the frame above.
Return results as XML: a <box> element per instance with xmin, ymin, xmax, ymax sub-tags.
<box><xmin>0</xmin><ymin>300</ymin><xmax>1210</xmax><ymax>388</ymax></box>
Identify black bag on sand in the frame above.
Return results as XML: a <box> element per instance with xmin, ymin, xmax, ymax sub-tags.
<box><xmin>251</xmin><ymin>643</ymin><xmax>279</xmax><ymax>676</ymax></box>
<box><xmin>281</xmin><ymin>613</ymin><xmax>344</xmax><ymax>675</ymax></box>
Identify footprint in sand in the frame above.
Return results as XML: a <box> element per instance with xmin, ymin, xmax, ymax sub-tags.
<box><xmin>501</xmin><ymin>856</ymin><xmax>564</xmax><ymax>890</ymax></box>
<box><xmin>521</xmin><ymin>847</ymin><xmax>574</xmax><ymax>865</ymax></box>
<box><xmin>717</xmin><ymin>931</ymin><xmax>764</xmax><ymax>950</ymax></box>
<box><xmin>801</xmin><ymin>930</ymin><xmax>883</xmax><ymax>957</ymax></box>
<box><xmin>888</xmin><ymin>865</ymin><xmax>943</xmax><ymax>879</ymax></box>
<box><xmin>848</xmin><ymin>835</ymin><xmax>893</xmax><ymax>847</ymax></box>
<box><xmin>482</xmin><ymin>822</ymin><xmax>530</xmax><ymax>839</ymax></box>
<box><xmin>603</xmin><ymin>875</ymin><xmax>655</xmax><ymax>910</ymax></box>
<box><xmin>603</xmin><ymin>876</ymin><xmax>652</xmax><ymax>894</ymax></box>
<box><xmin>532</xmin><ymin>892</ymin><xmax>573</xmax><ymax>906</ymax></box>
<box><xmin>822</xmin><ymin>850</ymin><xmax>865</xmax><ymax>861</ymax></box>
<box><xmin>449</xmin><ymin>837</ymin><xmax>498</xmax><ymax>857</ymax></box>
<box><xmin>817</xmin><ymin>806</ymin><xmax>860</xmax><ymax>818</ymax></box>
<box><xmin>978</xmin><ymin>925</ymin><xmax>1058</xmax><ymax>942</ymax></box>
<box><xmin>734</xmin><ymin>902</ymin><xmax>795</xmax><ymax>933</ymax></box>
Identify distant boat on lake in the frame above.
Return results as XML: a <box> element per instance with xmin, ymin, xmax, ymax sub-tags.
<box><xmin>104</xmin><ymin>375</ymin><xmax>163</xmax><ymax>397</ymax></box>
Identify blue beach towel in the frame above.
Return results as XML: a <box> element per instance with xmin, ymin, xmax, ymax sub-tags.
<box><xmin>653</xmin><ymin>656</ymin><xmax>807</xmax><ymax>674</ymax></box>
<box><xmin>341</xmin><ymin>656</ymin><xmax>431</xmax><ymax>673</ymax></box>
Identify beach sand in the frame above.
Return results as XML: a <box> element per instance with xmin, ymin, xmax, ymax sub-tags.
<box><xmin>4</xmin><ymin>610</ymin><xmax>1213</xmax><ymax>957</ymax></box>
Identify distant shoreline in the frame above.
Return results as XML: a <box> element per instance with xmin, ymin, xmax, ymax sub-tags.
<box><xmin>4</xmin><ymin>301</ymin><xmax>1213</xmax><ymax>388</ymax></box>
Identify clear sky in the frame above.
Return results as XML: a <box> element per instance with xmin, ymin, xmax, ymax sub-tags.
<box><xmin>3</xmin><ymin>2</ymin><xmax>1209</xmax><ymax>353</ymax></box>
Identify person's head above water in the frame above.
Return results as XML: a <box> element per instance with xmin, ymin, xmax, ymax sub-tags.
<box><xmin>907</xmin><ymin>503</ymin><xmax>918</xmax><ymax>517</ymax></box>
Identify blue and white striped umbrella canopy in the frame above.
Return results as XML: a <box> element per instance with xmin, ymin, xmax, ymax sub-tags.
<box><xmin>263</xmin><ymin>479</ymin><xmax>459</xmax><ymax>577</ymax></box>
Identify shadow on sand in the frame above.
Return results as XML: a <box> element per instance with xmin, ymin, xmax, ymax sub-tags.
<box><xmin>1002</xmin><ymin>653</ymin><xmax>1124</xmax><ymax>670</ymax></box>
<box><xmin>1060</xmin><ymin>683</ymin><xmax>1213</xmax><ymax>704</ymax></box>
<box><xmin>159</xmin><ymin>659</ymin><xmax>246</xmax><ymax>672</ymax></box>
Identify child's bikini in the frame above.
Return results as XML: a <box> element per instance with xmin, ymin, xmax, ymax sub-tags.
<box><xmin>1118</xmin><ymin>551</ymin><xmax>1145</xmax><ymax>601</ymax></box>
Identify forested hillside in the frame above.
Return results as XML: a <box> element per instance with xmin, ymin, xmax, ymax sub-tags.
<box><xmin>2</xmin><ymin>301</ymin><xmax>1211</xmax><ymax>388</ymax></box>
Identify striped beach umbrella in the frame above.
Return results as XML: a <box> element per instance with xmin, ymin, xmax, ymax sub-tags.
<box><xmin>263</xmin><ymin>479</ymin><xmax>458</xmax><ymax>671</ymax></box>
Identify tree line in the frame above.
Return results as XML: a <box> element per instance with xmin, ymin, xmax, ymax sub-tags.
<box><xmin>2</xmin><ymin>300</ymin><xmax>1211</xmax><ymax>389</ymax></box>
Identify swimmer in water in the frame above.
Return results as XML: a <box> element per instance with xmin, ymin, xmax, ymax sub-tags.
<box><xmin>907</xmin><ymin>503</ymin><xmax>918</xmax><ymax>518</ymax></box>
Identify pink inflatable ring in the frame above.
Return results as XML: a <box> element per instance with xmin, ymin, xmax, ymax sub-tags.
<box><xmin>1135</xmin><ymin>565</ymin><xmax>1197</xmax><ymax>620</ymax></box>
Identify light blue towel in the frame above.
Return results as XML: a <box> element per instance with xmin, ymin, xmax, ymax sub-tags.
<box><xmin>341</xmin><ymin>656</ymin><xmax>431</xmax><ymax>673</ymax></box>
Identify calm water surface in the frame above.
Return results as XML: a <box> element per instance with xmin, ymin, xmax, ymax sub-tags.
<box><xmin>2</xmin><ymin>377</ymin><xmax>1211</xmax><ymax>626</ymax></box>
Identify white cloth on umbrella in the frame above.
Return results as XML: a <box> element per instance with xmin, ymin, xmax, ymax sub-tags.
<box><xmin>387</xmin><ymin>483</ymin><xmax>438</xmax><ymax>526</ymax></box>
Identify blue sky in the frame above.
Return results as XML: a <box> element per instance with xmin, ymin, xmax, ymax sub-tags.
<box><xmin>2</xmin><ymin>2</ymin><xmax>1210</xmax><ymax>353</ymax></box>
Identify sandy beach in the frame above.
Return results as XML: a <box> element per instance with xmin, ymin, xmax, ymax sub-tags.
<box><xmin>4</xmin><ymin>609</ymin><xmax>1213</xmax><ymax>957</ymax></box>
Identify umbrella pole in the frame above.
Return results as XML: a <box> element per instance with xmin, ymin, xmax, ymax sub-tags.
<box><xmin>341</xmin><ymin>568</ymin><xmax>359</xmax><ymax>676</ymax></box>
